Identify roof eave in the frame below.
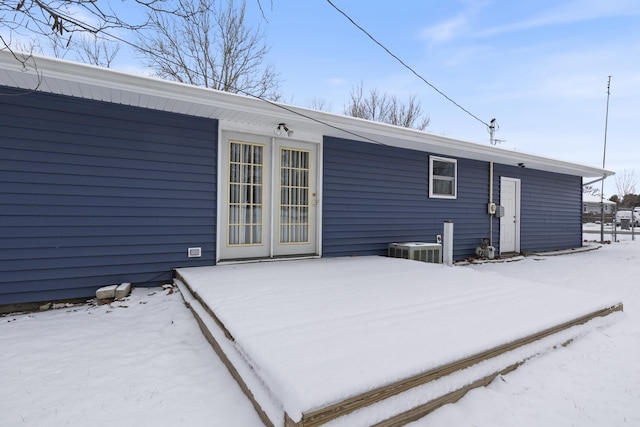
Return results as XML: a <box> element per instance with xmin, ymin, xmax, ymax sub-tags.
<box><xmin>0</xmin><ymin>51</ymin><xmax>614</xmax><ymax>179</ymax></box>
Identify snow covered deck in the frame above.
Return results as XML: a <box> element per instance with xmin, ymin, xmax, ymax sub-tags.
<box><xmin>174</xmin><ymin>256</ymin><xmax>622</xmax><ymax>427</ymax></box>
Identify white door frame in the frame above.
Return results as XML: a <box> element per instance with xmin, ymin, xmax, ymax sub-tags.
<box><xmin>499</xmin><ymin>177</ymin><xmax>521</xmax><ymax>254</ymax></box>
<box><xmin>216</xmin><ymin>126</ymin><xmax>322</xmax><ymax>262</ymax></box>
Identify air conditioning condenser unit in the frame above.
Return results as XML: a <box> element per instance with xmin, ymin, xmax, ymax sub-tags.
<box><xmin>388</xmin><ymin>242</ymin><xmax>442</xmax><ymax>264</ymax></box>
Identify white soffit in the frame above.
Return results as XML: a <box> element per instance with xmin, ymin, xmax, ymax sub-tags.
<box><xmin>0</xmin><ymin>51</ymin><xmax>613</xmax><ymax>179</ymax></box>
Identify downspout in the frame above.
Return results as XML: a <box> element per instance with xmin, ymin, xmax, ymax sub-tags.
<box><xmin>582</xmin><ymin>175</ymin><xmax>608</xmax><ymax>244</ymax></box>
<box><xmin>489</xmin><ymin>161</ymin><xmax>494</xmax><ymax>246</ymax></box>
<box><xmin>583</xmin><ymin>175</ymin><xmax>607</xmax><ymax>187</ymax></box>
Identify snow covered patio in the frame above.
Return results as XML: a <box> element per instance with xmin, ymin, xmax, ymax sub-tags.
<box><xmin>174</xmin><ymin>256</ymin><xmax>623</xmax><ymax>427</ymax></box>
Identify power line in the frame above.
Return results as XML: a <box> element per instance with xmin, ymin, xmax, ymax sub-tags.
<box><xmin>16</xmin><ymin>15</ymin><xmax>391</xmax><ymax>148</ymax></box>
<box><xmin>107</xmin><ymin>31</ymin><xmax>393</xmax><ymax>146</ymax></box>
<box><xmin>325</xmin><ymin>0</ymin><xmax>491</xmax><ymax>129</ymax></box>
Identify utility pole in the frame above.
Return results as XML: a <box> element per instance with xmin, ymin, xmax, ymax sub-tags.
<box><xmin>601</xmin><ymin>76</ymin><xmax>612</xmax><ymax>244</ymax></box>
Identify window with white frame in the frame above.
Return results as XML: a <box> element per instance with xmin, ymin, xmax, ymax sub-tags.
<box><xmin>429</xmin><ymin>156</ymin><xmax>457</xmax><ymax>199</ymax></box>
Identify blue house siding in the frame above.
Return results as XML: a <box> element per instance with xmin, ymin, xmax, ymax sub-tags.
<box><xmin>322</xmin><ymin>137</ymin><xmax>492</xmax><ymax>260</ymax></box>
<box><xmin>0</xmin><ymin>87</ymin><xmax>217</xmax><ymax>305</ymax></box>
<box><xmin>494</xmin><ymin>164</ymin><xmax>583</xmax><ymax>253</ymax></box>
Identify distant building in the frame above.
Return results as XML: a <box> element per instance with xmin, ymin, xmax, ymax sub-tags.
<box><xmin>583</xmin><ymin>193</ymin><xmax>616</xmax><ymax>214</ymax></box>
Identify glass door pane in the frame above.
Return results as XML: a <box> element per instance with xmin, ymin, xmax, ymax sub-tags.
<box><xmin>228</xmin><ymin>141</ymin><xmax>263</xmax><ymax>246</ymax></box>
<box><xmin>279</xmin><ymin>148</ymin><xmax>310</xmax><ymax>244</ymax></box>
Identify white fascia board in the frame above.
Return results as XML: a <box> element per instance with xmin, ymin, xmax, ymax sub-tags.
<box><xmin>312</xmin><ymin>112</ymin><xmax>613</xmax><ymax>178</ymax></box>
<box><xmin>0</xmin><ymin>51</ymin><xmax>266</xmax><ymax>116</ymax></box>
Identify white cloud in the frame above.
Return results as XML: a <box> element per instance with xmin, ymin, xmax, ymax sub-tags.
<box><xmin>326</xmin><ymin>77</ymin><xmax>348</xmax><ymax>87</ymax></box>
<box><xmin>477</xmin><ymin>0</ymin><xmax>640</xmax><ymax>38</ymax></box>
<box><xmin>419</xmin><ymin>1</ymin><xmax>490</xmax><ymax>43</ymax></box>
<box><xmin>421</xmin><ymin>15</ymin><xmax>469</xmax><ymax>43</ymax></box>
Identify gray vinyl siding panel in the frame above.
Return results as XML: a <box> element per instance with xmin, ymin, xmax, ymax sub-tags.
<box><xmin>322</xmin><ymin>137</ymin><xmax>491</xmax><ymax>260</ymax></box>
<box><xmin>323</xmin><ymin>138</ymin><xmax>584</xmax><ymax>260</ymax></box>
<box><xmin>494</xmin><ymin>164</ymin><xmax>583</xmax><ymax>253</ymax></box>
<box><xmin>0</xmin><ymin>85</ymin><xmax>585</xmax><ymax>304</ymax></box>
<box><xmin>0</xmin><ymin>87</ymin><xmax>217</xmax><ymax>305</ymax></box>
<box><xmin>495</xmin><ymin>165</ymin><xmax>582</xmax><ymax>253</ymax></box>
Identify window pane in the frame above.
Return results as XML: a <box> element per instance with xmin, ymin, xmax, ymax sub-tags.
<box><xmin>253</xmin><ymin>146</ymin><xmax>262</xmax><ymax>164</ymax></box>
<box><xmin>254</xmin><ymin>185</ymin><xmax>262</xmax><ymax>204</ymax></box>
<box><xmin>230</xmin><ymin>143</ymin><xmax>240</xmax><ymax>162</ymax></box>
<box><xmin>230</xmin><ymin>164</ymin><xmax>239</xmax><ymax>182</ymax></box>
<box><xmin>242</xmin><ymin>224</ymin><xmax>251</xmax><ymax>243</ymax></box>
<box><xmin>434</xmin><ymin>179</ymin><xmax>453</xmax><ymax>195</ymax></box>
<box><xmin>253</xmin><ymin>165</ymin><xmax>262</xmax><ymax>184</ymax></box>
<box><xmin>253</xmin><ymin>206</ymin><xmax>262</xmax><ymax>223</ymax></box>
<box><xmin>240</xmin><ymin>185</ymin><xmax>248</xmax><ymax>203</ymax></box>
<box><xmin>240</xmin><ymin>206</ymin><xmax>249</xmax><ymax>223</ymax></box>
<box><xmin>228</xmin><ymin>184</ymin><xmax>237</xmax><ymax>203</ymax></box>
<box><xmin>252</xmin><ymin>225</ymin><xmax>262</xmax><ymax>244</ymax></box>
<box><xmin>433</xmin><ymin>160</ymin><xmax>454</xmax><ymax>177</ymax></box>
<box><xmin>229</xmin><ymin>225</ymin><xmax>239</xmax><ymax>245</ymax></box>
<box><xmin>242</xmin><ymin>144</ymin><xmax>251</xmax><ymax>163</ymax></box>
<box><xmin>229</xmin><ymin>205</ymin><xmax>238</xmax><ymax>224</ymax></box>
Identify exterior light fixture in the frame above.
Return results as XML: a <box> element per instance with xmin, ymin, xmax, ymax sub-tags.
<box><xmin>275</xmin><ymin>123</ymin><xmax>293</xmax><ymax>137</ymax></box>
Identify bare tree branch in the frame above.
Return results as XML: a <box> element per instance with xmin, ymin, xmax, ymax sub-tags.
<box><xmin>307</xmin><ymin>97</ymin><xmax>332</xmax><ymax>112</ymax></box>
<box><xmin>137</xmin><ymin>0</ymin><xmax>280</xmax><ymax>99</ymax></box>
<box><xmin>344</xmin><ymin>82</ymin><xmax>430</xmax><ymax>130</ymax></box>
<box><xmin>0</xmin><ymin>44</ymin><xmax>44</xmax><ymax>93</ymax></box>
<box><xmin>583</xmin><ymin>185</ymin><xmax>602</xmax><ymax>197</ymax></box>
<box><xmin>2</xmin><ymin>0</ymin><xmax>154</xmax><ymax>37</ymax></box>
<box><xmin>75</xmin><ymin>34</ymin><xmax>120</xmax><ymax>67</ymax></box>
<box><xmin>615</xmin><ymin>169</ymin><xmax>637</xmax><ymax>199</ymax></box>
<box><xmin>0</xmin><ymin>0</ymin><xmax>192</xmax><ymax>61</ymax></box>
<box><xmin>253</xmin><ymin>0</ymin><xmax>272</xmax><ymax>21</ymax></box>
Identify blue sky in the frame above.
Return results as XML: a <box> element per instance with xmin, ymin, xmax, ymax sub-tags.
<box><xmin>235</xmin><ymin>0</ymin><xmax>639</xmax><ymax>197</ymax></box>
<box><xmin>18</xmin><ymin>0</ymin><xmax>640</xmax><ymax>197</ymax></box>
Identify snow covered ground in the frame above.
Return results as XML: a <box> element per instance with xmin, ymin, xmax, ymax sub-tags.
<box><xmin>413</xmin><ymin>236</ymin><xmax>640</xmax><ymax>427</ymax></box>
<box><xmin>0</xmin><ymin>286</ymin><xmax>264</xmax><ymax>427</ymax></box>
<box><xmin>2</xmin><ymin>235</ymin><xmax>639</xmax><ymax>427</ymax></box>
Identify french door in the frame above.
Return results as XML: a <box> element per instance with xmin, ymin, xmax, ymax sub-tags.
<box><xmin>219</xmin><ymin>131</ymin><xmax>318</xmax><ymax>260</ymax></box>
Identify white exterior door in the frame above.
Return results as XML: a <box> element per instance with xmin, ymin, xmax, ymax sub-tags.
<box><xmin>273</xmin><ymin>140</ymin><xmax>318</xmax><ymax>257</ymax></box>
<box><xmin>499</xmin><ymin>177</ymin><xmax>521</xmax><ymax>254</ymax></box>
<box><xmin>219</xmin><ymin>131</ymin><xmax>318</xmax><ymax>261</ymax></box>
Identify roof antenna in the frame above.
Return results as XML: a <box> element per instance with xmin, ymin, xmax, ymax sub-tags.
<box><xmin>488</xmin><ymin>118</ymin><xmax>505</xmax><ymax>146</ymax></box>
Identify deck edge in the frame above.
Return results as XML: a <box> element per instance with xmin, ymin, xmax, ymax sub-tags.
<box><xmin>175</xmin><ymin>278</ymin><xmax>277</xmax><ymax>427</ymax></box>
<box><xmin>301</xmin><ymin>303</ymin><xmax>623</xmax><ymax>426</ymax></box>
